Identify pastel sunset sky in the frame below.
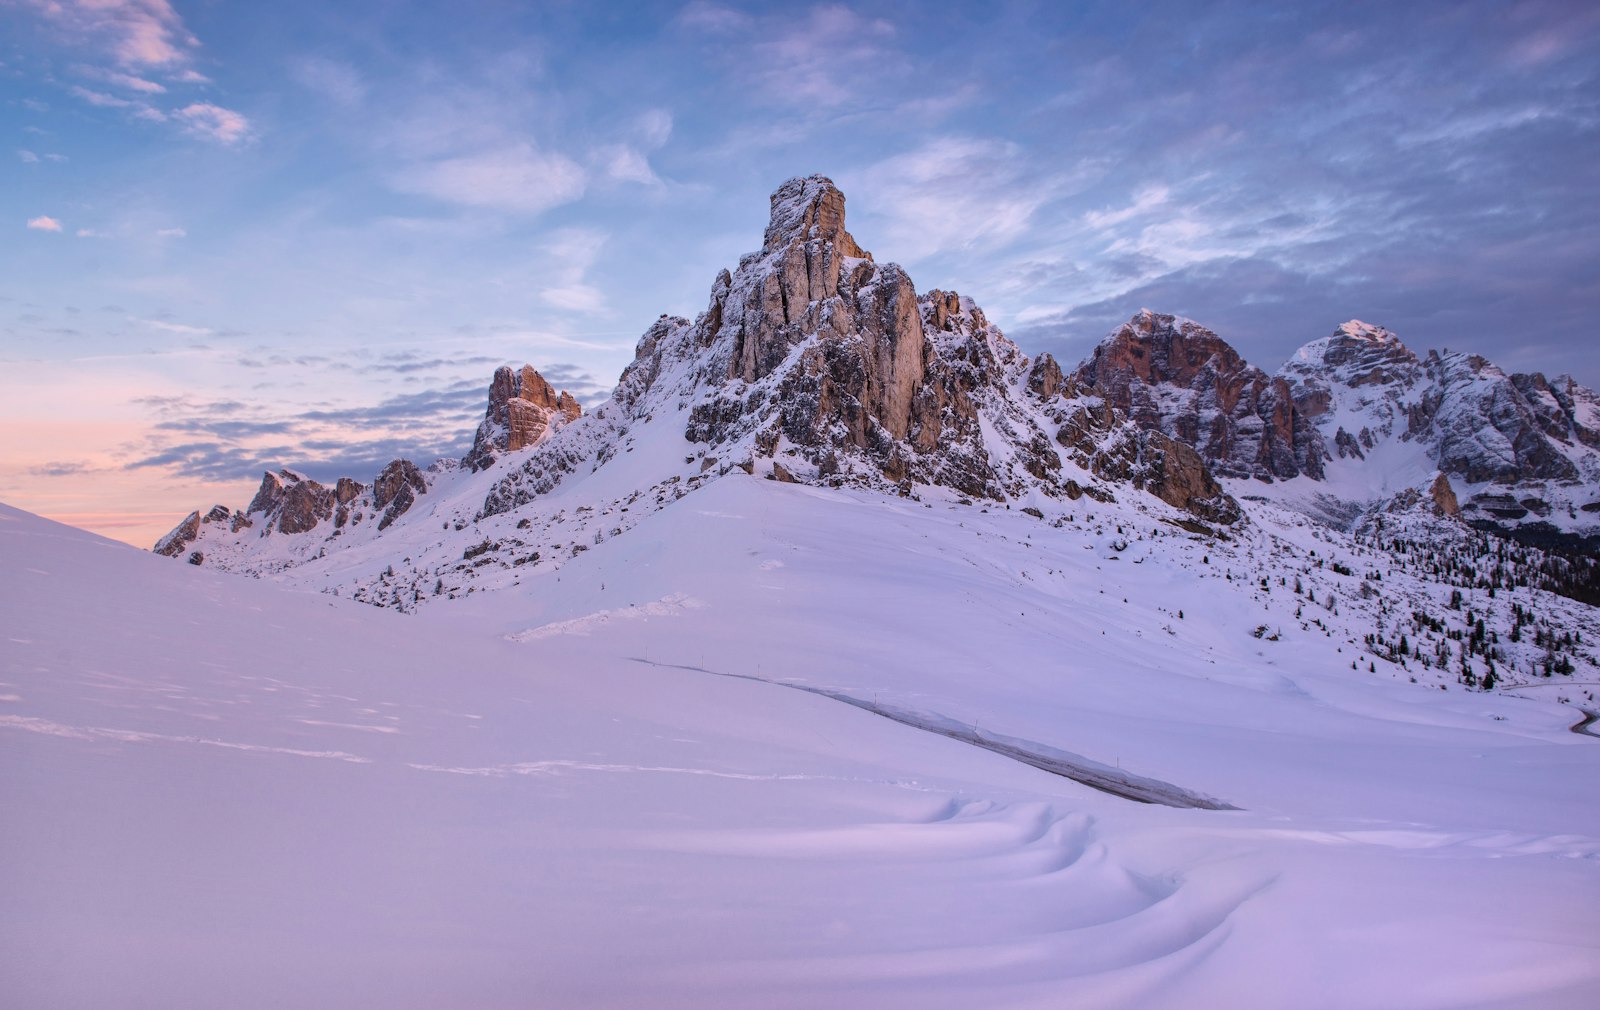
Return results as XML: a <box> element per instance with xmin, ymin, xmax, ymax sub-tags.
<box><xmin>3</xmin><ymin>0</ymin><xmax>1597</xmax><ymax>546</ymax></box>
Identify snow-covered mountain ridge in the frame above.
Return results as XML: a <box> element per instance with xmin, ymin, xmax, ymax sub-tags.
<box><xmin>1072</xmin><ymin>311</ymin><xmax>1600</xmax><ymax>551</ymax></box>
<box><xmin>152</xmin><ymin>178</ymin><xmax>1596</xmax><ymax>690</ymax></box>
<box><xmin>157</xmin><ymin>176</ymin><xmax>1241</xmax><ymax>571</ymax></box>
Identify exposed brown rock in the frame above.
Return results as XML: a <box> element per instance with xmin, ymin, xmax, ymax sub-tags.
<box><xmin>464</xmin><ymin>364</ymin><xmax>584</xmax><ymax>471</ymax></box>
<box><xmin>1073</xmin><ymin>310</ymin><xmax>1322</xmax><ymax>480</ymax></box>
<box><xmin>1027</xmin><ymin>353</ymin><xmax>1066</xmax><ymax>399</ymax></box>
<box><xmin>244</xmin><ymin>469</ymin><xmax>336</xmax><ymax>535</ymax></box>
<box><xmin>1053</xmin><ymin>403</ymin><xmax>1241</xmax><ymax>524</ymax></box>
<box><xmin>374</xmin><ymin>459</ymin><xmax>427</xmax><ymax>531</ymax></box>
<box><xmin>154</xmin><ymin>510</ymin><xmax>202</xmax><ymax>557</ymax></box>
<box><xmin>1429</xmin><ymin>473</ymin><xmax>1460</xmax><ymax>518</ymax></box>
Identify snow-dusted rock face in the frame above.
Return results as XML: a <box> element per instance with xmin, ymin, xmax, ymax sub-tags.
<box><xmin>1072</xmin><ymin>313</ymin><xmax>1600</xmax><ymax>547</ymax></box>
<box><xmin>1279</xmin><ymin>320</ymin><xmax>1424</xmax><ymax>458</ymax></box>
<box><xmin>1279</xmin><ymin>321</ymin><xmax>1600</xmax><ymax>546</ymax></box>
<box><xmin>484</xmin><ymin>174</ymin><xmax>1239</xmax><ymax>521</ymax></box>
<box><xmin>463</xmin><ymin>364</ymin><xmax>582</xmax><ymax>472</ymax></box>
<box><xmin>153</xmin><ymin>503</ymin><xmax>249</xmax><ymax>562</ymax></box>
<box><xmin>1072</xmin><ymin>310</ymin><xmax>1324</xmax><ymax>482</ymax></box>
<box><xmin>154</xmin><ymin>460</ymin><xmax>435</xmax><ymax>566</ymax></box>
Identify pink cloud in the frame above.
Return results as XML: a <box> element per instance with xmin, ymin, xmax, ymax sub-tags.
<box><xmin>27</xmin><ymin>215</ymin><xmax>63</xmax><ymax>232</ymax></box>
<box><xmin>175</xmin><ymin>103</ymin><xmax>251</xmax><ymax>145</ymax></box>
<box><xmin>27</xmin><ymin>0</ymin><xmax>198</xmax><ymax>67</ymax></box>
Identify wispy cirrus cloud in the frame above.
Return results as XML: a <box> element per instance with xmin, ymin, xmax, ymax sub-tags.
<box><xmin>174</xmin><ymin>102</ymin><xmax>251</xmax><ymax>144</ymax></box>
<box><xmin>21</xmin><ymin>1</ymin><xmax>251</xmax><ymax>144</ymax></box>
<box><xmin>289</xmin><ymin>57</ymin><xmax>367</xmax><ymax>108</ymax></box>
<box><xmin>28</xmin><ymin>459</ymin><xmax>107</xmax><ymax>478</ymax></box>
<box><xmin>78</xmin><ymin>66</ymin><xmax>167</xmax><ymax>93</ymax></box>
<box><xmin>538</xmin><ymin>229</ymin><xmax>610</xmax><ymax>314</ymax></box>
<box><xmin>849</xmin><ymin>137</ymin><xmax>1083</xmax><ymax>260</ymax></box>
<box><xmin>23</xmin><ymin>0</ymin><xmax>197</xmax><ymax>68</ymax></box>
<box><xmin>681</xmin><ymin>3</ymin><xmax>904</xmax><ymax>109</ymax></box>
<box><xmin>390</xmin><ymin>143</ymin><xmax>586</xmax><ymax>214</ymax></box>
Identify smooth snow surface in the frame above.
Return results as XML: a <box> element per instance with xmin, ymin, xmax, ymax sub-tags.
<box><xmin>4</xmin><ymin>493</ymin><xmax>1600</xmax><ymax>1009</ymax></box>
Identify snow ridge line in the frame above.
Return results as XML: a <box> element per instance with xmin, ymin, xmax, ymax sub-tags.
<box><xmin>624</xmin><ymin>658</ymin><xmax>1238</xmax><ymax>810</ymax></box>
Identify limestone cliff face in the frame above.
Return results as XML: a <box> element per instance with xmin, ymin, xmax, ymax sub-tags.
<box><xmin>372</xmin><ymin>459</ymin><xmax>428</xmax><ymax>531</ymax></box>
<box><xmin>1038</xmin><ymin>383</ymin><xmax>1241</xmax><ymax>525</ymax></box>
<box><xmin>1072</xmin><ymin>310</ymin><xmax>1323</xmax><ymax>481</ymax></box>
<box><xmin>463</xmin><ymin>364</ymin><xmax>583</xmax><ymax>471</ymax></box>
<box><xmin>695</xmin><ymin>175</ymin><xmax>928</xmax><ymax>450</ymax></box>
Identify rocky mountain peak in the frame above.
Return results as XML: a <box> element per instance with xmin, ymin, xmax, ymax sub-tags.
<box><xmin>1334</xmin><ymin>320</ymin><xmax>1399</xmax><ymax>343</ymax></box>
<box><xmin>1287</xmin><ymin>321</ymin><xmax>1420</xmax><ymax>390</ymax></box>
<box><xmin>761</xmin><ymin>174</ymin><xmax>868</xmax><ymax>260</ymax></box>
<box><xmin>483</xmin><ymin>177</ymin><xmax>1241</xmax><ymax>524</ymax></box>
<box><xmin>1071</xmin><ymin>310</ymin><xmax>1323</xmax><ymax>481</ymax></box>
<box><xmin>1082</xmin><ymin>309</ymin><xmax>1246</xmax><ymax>386</ymax></box>
<box><xmin>464</xmin><ymin>364</ymin><xmax>584</xmax><ymax>472</ymax></box>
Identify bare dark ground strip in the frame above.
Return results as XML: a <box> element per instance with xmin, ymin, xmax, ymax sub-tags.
<box><xmin>628</xmin><ymin>657</ymin><xmax>1238</xmax><ymax>810</ymax></box>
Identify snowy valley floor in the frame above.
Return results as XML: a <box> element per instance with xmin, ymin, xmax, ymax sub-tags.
<box><xmin>4</xmin><ymin>483</ymin><xmax>1600</xmax><ymax>1009</ymax></box>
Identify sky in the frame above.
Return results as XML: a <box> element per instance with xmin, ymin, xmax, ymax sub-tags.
<box><xmin>3</xmin><ymin>0</ymin><xmax>1597</xmax><ymax>547</ymax></box>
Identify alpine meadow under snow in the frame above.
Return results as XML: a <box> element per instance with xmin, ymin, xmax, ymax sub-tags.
<box><xmin>6</xmin><ymin>177</ymin><xmax>1600</xmax><ymax>1008</ymax></box>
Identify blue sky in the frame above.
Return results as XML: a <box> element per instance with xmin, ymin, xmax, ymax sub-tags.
<box><xmin>3</xmin><ymin>0</ymin><xmax>1598</xmax><ymax>544</ymax></box>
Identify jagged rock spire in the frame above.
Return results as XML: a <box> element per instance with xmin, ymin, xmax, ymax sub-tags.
<box><xmin>464</xmin><ymin>364</ymin><xmax>583</xmax><ymax>471</ymax></box>
<box><xmin>761</xmin><ymin>175</ymin><xmax>868</xmax><ymax>258</ymax></box>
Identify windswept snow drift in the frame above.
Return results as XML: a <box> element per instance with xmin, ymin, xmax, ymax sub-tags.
<box><xmin>5</xmin><ymin>489</ymin><xmax>1600</xmax><ymax>1009</ymax></box>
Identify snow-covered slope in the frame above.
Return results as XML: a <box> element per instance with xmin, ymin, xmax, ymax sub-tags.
<box><xmin>6</xmin><ymin>489</ymin><xmax>1600</xmax><ymax>1008</ymax></box>
<box><xmin>43</xmin><ymin>175</ymin><xmax>1593</xmax><ymax>1004</ymax></box>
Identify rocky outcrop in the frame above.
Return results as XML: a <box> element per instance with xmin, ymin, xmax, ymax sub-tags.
<box><xmin>154</xmin><ymin>503</ymin><xmax>249</xmax><ymax>560</ymax></box>
<box><xmin>247</xmin><ymin>469</ymin><xmax>340</xmax><ymax>535</ymax></box>
<box><xmin>373</xmin><ymin>459</ymin><xmax>427</xmax><ymax>531</ymax></box>
<box><xmin>464</xmin><ymin>364</ymin><xmax>583</xmax><ymax>471</ymax></box>
<box><xmin>1429</xmin><ymin>473</ymin><xmax>1460</xmax><ymax>518</ymax></box>
<box><xmin>153</xmin><ymin>510</ymin><xmax>202</xmax><ymax>558</ymax></box>
<box><xmin>1047</xmin><ymin>398</ymin><xmax>1241</xmax><ymax>524</ymax></box>
<box><xmin>156</xmin><ymin>454</ymin><xmax>438</xmax><ymax>556</ymax></box>
<box><xmin>1072</xmin><ymin>310</ymin><xmax>1323</xmax><ymax>481</ymax></box>
<box><xmin>1379</xmin><ymin>473</ymin><xmax>1461</xmax><ymax>522</ymax></box>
